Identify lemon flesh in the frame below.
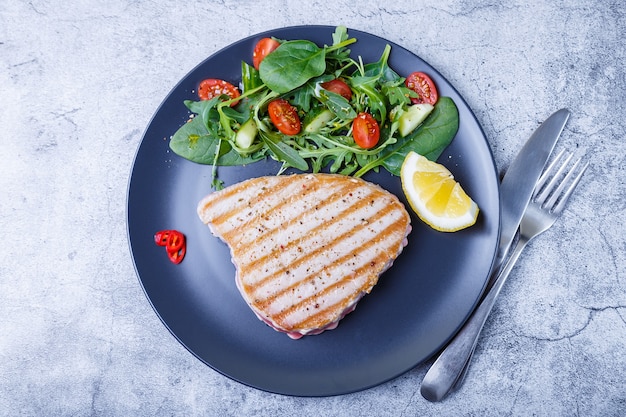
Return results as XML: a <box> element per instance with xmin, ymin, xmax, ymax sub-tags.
<box><xmin>400</xmin><ymin>151</ymin><xmax>479</xmax><ymax>232</ymax></box>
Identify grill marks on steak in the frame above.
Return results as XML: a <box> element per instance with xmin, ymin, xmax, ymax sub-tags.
<box><xmin>197</xmin><ymin>174</ymin><xmax>411</xmax><ymax>338</ymax></box>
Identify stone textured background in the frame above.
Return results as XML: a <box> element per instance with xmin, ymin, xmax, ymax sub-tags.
<box><xmin>1</xmin><ymin>0</ymin><xmax>624</xmax><ymax>415</ymax></box>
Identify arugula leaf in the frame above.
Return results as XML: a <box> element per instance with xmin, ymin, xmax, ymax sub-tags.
<box><xmin>350</xmin><ymin>44</ymin><xmax>409</xmax><ymax>125</ymax></box>
<box><xmin>260</xmin><ymin>40</ymin><xmax>327</xmax><ymax>93</ymax></box>
<box><xmin>260</xmin><ymin>132</ymin><xmax>309</xmax><ymax>171</ymax></box>
<box><xmin>326</xmin><ymin>26</ymin><xmax>353</xmax><ymax>68</ymax></box>
<box><xmin>381</xmin><ymin>80</ymin><xmax>413</xmax><ymax>106</ymax></box>
<box><xmin>361</xmin><ymin>44</ymin><xmax>398</xmax><ymax>82</ymax></box>
<box><xmin>331</xmin><ymin>26</ymin><xmax>349</xmax><ymax>45</ymax></box>
<box><xmin>288</xmin><ymin>81</ymin><xmax>317</xmax><ymax>112</ymax></box>
<box><xmin>317</xmin><ymin>89</ymin><xmax>357</xmax><ymax>120</ymax></box>
<box><xmin>220</xmin><ymin>104</ymin><xmax>249</xmax><ymax>124</ymax></box>
<box><xmin>351</xmin><ymin>77</ymin><xmax>388</xmax><ymax>125</ymax></box>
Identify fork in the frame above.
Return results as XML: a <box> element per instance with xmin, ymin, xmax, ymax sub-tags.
<box><xmin>420</xmin><ymin>150</ymin><xmax>589</xmax><ymax>402</ymax></box>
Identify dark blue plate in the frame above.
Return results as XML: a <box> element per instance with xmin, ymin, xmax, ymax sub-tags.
<box><xmin>127</xmin><ymin>25</ymin><xmax>500</xmax><ymax>396</ymax></box>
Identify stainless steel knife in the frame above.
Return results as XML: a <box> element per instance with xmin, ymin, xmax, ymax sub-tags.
<box><xmin>495</xmin><ymin>108</ymin><xmax>570</xmax><ymax>271</ymax></box>
<box><xmin>419</xmin><ymin>108</ymin><xmax>571</xmax><ymax>402</ymax></box>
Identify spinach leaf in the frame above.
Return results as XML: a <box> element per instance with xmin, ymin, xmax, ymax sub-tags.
<box><xmin>169</xmin><ymin>116</ymin><xmax>222</xmax><ymax>164</ymax></box>
<box><xmin>169</xmin><ymin>113</ymin><xmax>264</xmax><ymax>166</ymax></box>
<box><xmin>259</xmin><ymin>40</ymin><xmax>326</xmax><ymax>93</ymax></box>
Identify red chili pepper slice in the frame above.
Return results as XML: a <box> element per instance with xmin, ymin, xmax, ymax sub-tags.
<box><xmin>154</xmin><ymin>229</ymin><xmax>186</xmax><ymax>264</ymax></box>
<box><xmin>154</xmin><ymin>230</ymin><xmax>171</xmax><ymax>246</ymax></box>
<box><xmin>165</xmin><ymin>230</ymin><xmax>184</xmax><ymax>253</ymax></box>
<box><xmin>167</xmin><ymin>245</ymin><xmax>186</xmax><ymax>264</ymax></box>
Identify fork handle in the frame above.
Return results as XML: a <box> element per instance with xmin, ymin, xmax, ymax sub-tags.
<box><xmin>420</xmin><ymin>235</ymin><xmax>528</xmax><ymax>402</ymax></box>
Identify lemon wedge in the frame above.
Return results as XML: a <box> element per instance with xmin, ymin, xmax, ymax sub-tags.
<box><xmin>400</xmin><ymin>151</ymin><xmax>479</xmax><ymax>232</ymax></box>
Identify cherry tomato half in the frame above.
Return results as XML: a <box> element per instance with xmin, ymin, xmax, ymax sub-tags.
<box><xmin>268</xmin><ymin>99</ymin><xmax>301</xmax><ymax>136</ymax></box>
<box><xmin>352</xmin><ymin>112</ymin><xmax>380</xmax><ymax>149</ymax></box>
<box><xmin>198</xmin><ymin>78</ymin><xmax>241</xmax><ymax>106</ymax></box>
<box><xmin>253</xmin><ymin>37</ymin><xmax>280</xmax><ymax>70</ymax></box>
<box><xmin>405</xmin><ymin>72</ymin><xmax>438</xmax><ymax>105</ymax></box>
<box><xmin>321</xmin><ymin>79</ymin><xmax>352</xmax><ymax>100</ymax></box>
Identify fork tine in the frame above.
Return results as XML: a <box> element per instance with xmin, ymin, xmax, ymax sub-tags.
<box><xmin>544</xmin><ymin>157</ymin><xmax>581</xmax><ymax>209</ymax></box>
<box><xmin>551</xmin><ymin>159</ymin><xmax>589</xmax><ymax>214</ymax></box>
<box><xmin>535</xmin><ymin>151</ymin><xmax>573</xmax><ymax>204</ymax></box>
<box><xmin>535</xmin><ymin>149</ymin><xmax>566</xmax><ymax>194</ymax></box>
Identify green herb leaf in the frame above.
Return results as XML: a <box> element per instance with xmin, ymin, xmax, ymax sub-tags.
<box><xmin>381</xmin><ymin>82</ymin><xmax>412</xmax><ymax>106</ymax></box>
<box><xmin>332</xmin><ymin>26</ymin><xmax>349</xmax><ymax>45</ymax></box>
<box><xmin>184</xmin><ymin>97</ymin><xmax>220</xmax><ymax>130</ymax></box>
<box><xmin>288</xmin><ymin>81</ymin><xmax>317</xmax><ymax>112</ymax></box>
<box><xmin>169</xmin><ymin>116</ymin><xmax>222</xmax><ymax>164</ymax></box>
<box><xmin>361</xmin><ymin>44</ymin><xmax>399</xmax><ymax>82</ymax></box>
<box><xmin>260</xmin><ymin>132</ymin><xmax>309</xmax><ymax>171</ymax></box>
<box><xmin>259</xmin><ymin>40</ymin><xmax>327</xmax><ymax>93</ymax></box>
<box><xmin>351</xmin><ymin>78</ymin><xmax>387</xmax><ymax>125</ymax></box>
<box><xmin>317</xmin><ymin>89</ymin><xmax>357</xmax><ymax>120</ymax></box>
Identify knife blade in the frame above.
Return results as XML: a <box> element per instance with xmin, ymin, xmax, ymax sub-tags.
<box><xmin>495</xmin><ymin>108</ymin><xmax>570</xmax><ymax>269</ymax></box>
<box><xmin>419</xmin><ymin>108</ymin><xmax>571</xmax><ymax>402</ymax></box>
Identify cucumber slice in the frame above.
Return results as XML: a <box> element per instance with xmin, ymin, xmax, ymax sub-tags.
<box><xmin>304</xmin><ymin>109</ymin><xmax>333</xmax><ymax>133</ymax></box>
<box><xmin>235</xmin><ymin>118</ymin><xmax>257</xmax><ymax>149</ymax></box>
<box><xmin>398</xmin><ymin>103</ymin><xmax>434</xmax><ymax>137</ymax></box>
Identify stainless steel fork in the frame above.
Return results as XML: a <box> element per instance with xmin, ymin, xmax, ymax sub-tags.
<box><xmin>420</xmin><ymin>150</ymin><xmax>589</xmax><ymax>402</ymax></box>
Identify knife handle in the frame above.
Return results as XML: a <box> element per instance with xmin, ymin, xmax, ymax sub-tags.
<box><xmin>420</xmin><ymin>237</ymin><xmax>525</xmax><ymax>402</ymax></box>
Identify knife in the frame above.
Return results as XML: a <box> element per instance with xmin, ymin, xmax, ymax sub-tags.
<box><xmin>419</xmin><ymin>108</ymin><xmax>571</xmax><ymax>402</ymax></box>
<box><xmin>495</xmin><ymin>108</ymin><xmax>570</xmax><ymax>272</ymax></box>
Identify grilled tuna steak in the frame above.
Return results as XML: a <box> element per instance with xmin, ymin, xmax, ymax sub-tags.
<box><xmin>197</xmin><ymin>173</ymin><xmax>411</xmax><ymax>339</ymax></box>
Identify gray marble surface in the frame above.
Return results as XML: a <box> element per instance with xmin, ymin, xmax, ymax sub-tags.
<box><xmin>1</xmin><ymin>0</ymin><xmax>625</xmax><ymax>415</ymax></box>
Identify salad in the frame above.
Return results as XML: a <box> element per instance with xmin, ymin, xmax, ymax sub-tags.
<box><xmin>169</xmin><ymin>26</ymin><xmax>459</xmax><ymax>189</ymax></box>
